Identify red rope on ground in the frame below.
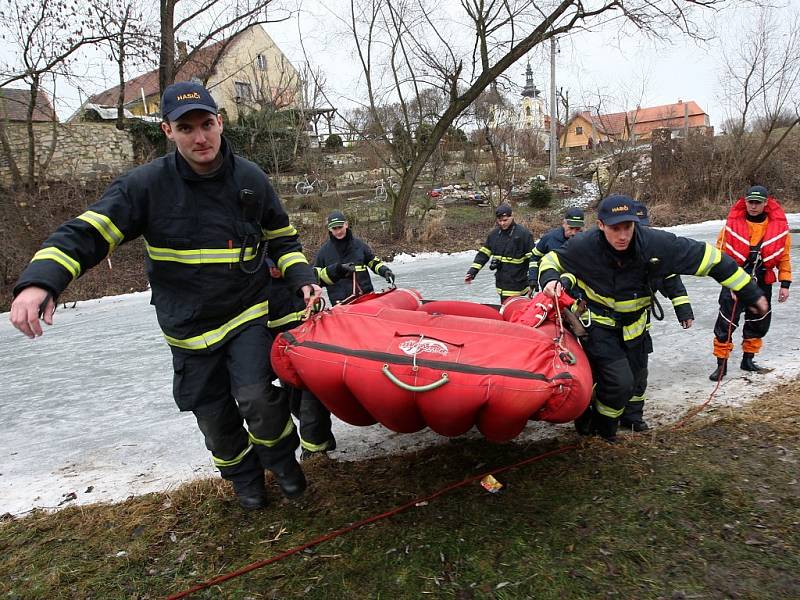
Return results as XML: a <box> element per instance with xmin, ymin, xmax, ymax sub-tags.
<box><xmin>165</xmin><ymin>443</ymin><xmax>578</xmax><ymax>599</ymax></box>
<box><xmin>671</xmin><ymin>296</ymin><xmax>739</xmax><ymax>430</ymax></box>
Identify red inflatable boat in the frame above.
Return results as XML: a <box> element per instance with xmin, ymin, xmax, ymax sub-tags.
<box><xmin>271</xmin><ymin>288</ymin><xmax>592</xmax><ymax>442</ymax></box>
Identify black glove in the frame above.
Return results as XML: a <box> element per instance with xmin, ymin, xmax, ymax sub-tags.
<box><xmin>333</xmin><ymin>262</ymin><xmax>356</xmax><ymax>279</ymax></box>
<box><xmin>383</xmin><ymin>268</ymin><xmax>395</xmax><ymax>285</ymax></box>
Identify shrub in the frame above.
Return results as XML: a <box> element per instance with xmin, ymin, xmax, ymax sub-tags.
<box><xmin>528</xmin><ymin>177</ymin><xmax>552</xmax><ymax>208</ymax></box>
<box><xmin>325</xmin><ymin>134</ymin><xmax>343</xmax><ymax>150</ymax></box>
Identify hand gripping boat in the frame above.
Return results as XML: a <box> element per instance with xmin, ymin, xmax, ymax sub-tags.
<box><xmin>271</xmin><ymin>288</ymin><xmax>592</xmax><ymax>442</ymax></box>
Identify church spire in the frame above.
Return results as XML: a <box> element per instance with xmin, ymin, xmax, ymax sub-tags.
<box><xmin>521</xmin><ymin>62</ymin><xmax>540</xmax><ymax>98</ymax></box>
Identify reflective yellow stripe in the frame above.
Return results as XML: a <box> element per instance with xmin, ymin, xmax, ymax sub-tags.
<box><xmin>277</xmin><ymin>251</ymin><xmax>308</xmax><ymax>274</ymax></box>
<box><xmin>539</xmin><ymin>252</ymin><xmax>562</xmax><ymax>273</ymax></box>
<box><xmin>77</xmin><ymin>211</ymin><xmax>124</xmax><ymax>251</ymax></box>
<box><xmin>354</xmin><ymin>265</ymin><xmax>367</xmax><ymax>272</ymax></box>
<box><xmin>498</xmin><ymin>287</ymin><xmax>529</xmax><ymax>297</ymax></box>
<box><xmin>470</xmin><ymin>262</ymin><xmax>483</xmax><ymax>269</ymax></box>
<box><xmin>248</xmin><ymin>419</ymin><xmax>295</xmax><ymax>447</ymax></box>
<box><xmin>533</xmin><ymin>247</ymin><xmax>546</xmax><ymax>258</ymax></box>
<box><xmin>588</xmin><ymin>311</ymin><xmax>616</xmax><ymax>327</ymax></box>
<box><xmin>317</xmin><ymin>266</ymin><xmax>334</xmax><ymax>285</ymax></box>
<box><xmin>671</xmin><ymin>295</ymin><xmax>690</xmax><ymax>307</ymax></box>
<box><xmin>577</xmin><ymin>280</ymin><xmax>651</xmax><ymax>312</ymax></box>
<box><xmin>695</xmin><ymin>243</ymin><xmax>722</xmax><ymax>276</ymax></box>
<box><xmin>268</xmin><ymin>311</ymin><xmax>304</xmax><ymax>329</ymax></box>
<box><xmin>496</xmin><ymin>253</ymin><xmax>532</xmax><ymax>265</ymax></box>
<box><xmin>212</xmin><ymin>444</ymin><xmax>253</xmax><ymax>468</ymax></box>
<box><xmin>629</xmin><ymin>394</ymin><xmax>646</xmax><ymax>403</ymax></box>
<box><xmin>145</xmin><ymin>242</ymin><xmax>257</xmax><ymax>264</ymax></box>
<box><xmin>163</xmin><ymin>301</ymin><xmax>269</xmax><ymax>350</ymax></box>
<box><xmin>301</xmin><ymin>437</ymin><xmax>332</xmax><ymax>452</ymax></box>
<box><xmin>478</xmin><ymin>246</ymin><xmax>491</xmax><ymax>256</ymax></box>
<box><xmin>31</xmin><ymin>247</ymin><xmax>81</xmax><ymax>279</ymax></box>
<box><xmin>560</xmin><ymin>273</ymin><xmax>577</xmax><ymax>287</ymax></box>
<box><xmin>369</xmin><ymin>258</ymin><xmax>385</xmax><ymax>271</ymax></box>
<box><xmin>622</xmin><ymin>311</ymin><xmax>649</xmax><ymax>341</ymax></box>
<box><xmin>720</xmin><ymin>267</ymin><xmax>751</xmax><ymax>292</ymax></box>
<box><xmin>264</xmin><ymin>225</ymin><xmax>298</xmax><ymax>240</ymax></box>
<box><xmin>594</xmin><ymin>399</ymin><xmax>625</xmax><ymax>419</ymax></box>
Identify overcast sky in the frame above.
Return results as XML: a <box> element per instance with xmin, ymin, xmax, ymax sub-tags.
<box><xmin>3</xmin><ymin>0</ymin><xmax>797</xmax><ymax>127</ymax></box>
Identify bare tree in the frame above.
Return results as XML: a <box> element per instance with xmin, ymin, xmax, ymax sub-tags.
<box><xmin>0</xmin><ymin>0</ymin><xmax>112</xmax><ymax>189</ymax></box>
<box><xmin>97</xmin><ymin>0</ymin><xmax>158</xmax><ymax>129</ymax></box>
<box><xmin>717</xmin><ymin>8</ymin><xmax>800</xmax><ymax>195</ymax></box>
<box><xmin>332</xmin><ymin>0</ymin><xmax>731</xmax><ymax>238</ymax></box>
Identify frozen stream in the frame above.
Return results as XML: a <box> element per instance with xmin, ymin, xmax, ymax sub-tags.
<box><xmin>2</xmin><ymin>216</ymin><xmax>799</xmax><ymax>515</ymax></box>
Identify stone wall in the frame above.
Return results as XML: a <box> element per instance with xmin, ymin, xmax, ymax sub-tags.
<box><xmin>0</xmin><ymin>122</ymin><xmax>135</xmax><ymax>185</ymax></box>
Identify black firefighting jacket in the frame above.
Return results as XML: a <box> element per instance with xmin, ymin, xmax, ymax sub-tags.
<box><xmin>13</xmin><ymin>138</ymin><xmax>315</xmax><ymax>352</ymax></box>
<box><xmin>467</xmin><ymin>221</ymin><xmax>535</xmax><ymax>298</ymax></box>
<box><xmin>313</xmin><ymin>229</ymin><xmax>389</xmax><ymax>304</ymax></box>
<box><xmin>539</xmin><ymin>225</ymin><xmax>760</xmax><ymax>345</ymax></box>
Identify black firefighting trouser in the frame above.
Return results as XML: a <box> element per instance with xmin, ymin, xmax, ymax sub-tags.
<box><xmin>170</xmin><ymin>323</ymin><xmax>299</xmax><ymax>492</ymax></box>
<box><xmin>288</xmin><ymin>387</ymin><xmax>334</xmax><ymax>452</ymax></box>
<box><xmin>713</xmin><ymin>281</ymin><xmax>773</xmax><ymax>353</ymax></box>
<box><xmin>272</xmin><ymin>322</ymin><xmax>333</xmax><ymax>452</ymax></box>
<box><xmin>622</xmin><ymin>331</ymin><xmax>653</xmax><ymax>425</ymax></box>
<box><xmin>583</xmin><ymin>325</ymin><xmax>649</xmax><ymax>438</ymax></box>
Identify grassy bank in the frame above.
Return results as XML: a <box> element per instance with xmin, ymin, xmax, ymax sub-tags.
<box><xmin>2</xmin><ymin>382</ymin><xmax>799</xmax><ymax>599</ymax></box>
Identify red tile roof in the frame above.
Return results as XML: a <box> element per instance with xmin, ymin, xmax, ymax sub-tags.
<box><xmin>0</xmin><ymin>88</ymin><xmax>57</xmax><ymax>122</ymax></box>
<box><xmin>88</xmin><ymin>36</ymin><xmax>233</xmax><ymax>106</ymax></box>
<box><xmin>578</xmin><ymin>101</ymin><xmax>707</xmax><ymax>139</ymax></box>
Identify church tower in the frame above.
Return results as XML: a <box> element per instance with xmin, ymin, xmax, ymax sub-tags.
<box><xmin>520</xmin><ymin>62</ymin><xmax>545</xmax><ymax>129</ymax></box>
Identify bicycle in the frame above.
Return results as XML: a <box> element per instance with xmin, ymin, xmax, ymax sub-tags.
<box><xmin>295</xmin><ymin>174</ymin><xmax>329</xmax><ymax>196</ymax></box>
<box><xmin>374</xmin><ymin>175</ymin><xmax>400</xmax><ymax>200</ymax></box>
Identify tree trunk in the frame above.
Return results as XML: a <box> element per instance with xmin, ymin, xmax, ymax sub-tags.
<box><xmin>159</xmin><ymin>0</ymin><xmax>177</xmax><ymax>102</ymax></box>
<box><xmin>25</xmin><ymin>78</ymin><xmax>39</xmax><ymax>190</ymax></box>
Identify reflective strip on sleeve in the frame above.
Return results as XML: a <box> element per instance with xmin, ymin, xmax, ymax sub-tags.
<box><xmin>31</xmin><ymin>247</ymin><xmax>81</xmax><ymax>279</ymax></box>
<box><xmin>163</xmin><ymin>301</ymin><xmax>269</xmax><ymax>350</ymax></box>
<box><xmin>671</xmin><ymin>295</ymin><xmax>690</xmax><ymax>307</ymax></box>
<box><xmin>695</xmin><ymin>243</ymin><xmax>723</xmax><ymax>276</ymax></box>
<box><xmin>478</xmin><ymin>246</ymin><xmax>491</xmax><ymax>257</ymax></box>
<box><xmin>77</xmin><ymin>211</ymin><xmax>124</xmax><ymax>252</ymax></box>
<box><xmin>248</xmin><ymin>418</ymin><xmax>295</xmax><ymax>447</ymax></box>
<box><xmin>145</xmin><ymin>242</ymin><xmax>257</xmax><ymax>264</ymax></box>
<box><xmin>268</xmin><ymin>311</ymin><xmax>304</xmax><ymax>330</ymax></box>
<box><xmin>277</xmin><ymin>252</ymin><xmax>308</xmax><ymax>274</ymax></box>
<box><xmin>560</xmin><ymin>273</ymin><xmax>577</xmax><ymax>287</ymax></box>
<box><xmin>264</xmin><ymin>225</ymin><xmax>298</xmax><ymax>240</ymax></box>
<box><xmin>539</xmin><ymin>252</ymin><xmax>562</xmax><ymax>274</ymax></box>
<box><xmin>470</xmin><ymin>262</ymin><xmax>483</xmax><ymax>270</ymax></box>
<box><xmin>317</xmin><ymin>266</ymin><xmax>334</xmax><ymax>285</ymax></box>
<box><xmin>368</xmin><ymin>258</ymin><xmax>386</xmax><ymax>272</ymax></box>
<box><xmin>719</xmin><ymin>267</ymin><xmax>751</xmax><ymax>292</ymax></box>
<box><xmin>212</xmin><ymin>444</ymin><xmax>253</xmax><ymax>468</ymax></box>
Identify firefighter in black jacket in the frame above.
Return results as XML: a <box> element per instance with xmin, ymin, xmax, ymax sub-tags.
<box><xmin>539</xmin><ymin>195</ymin><xmax>767</xmax><ymax>441</ymax></box>
<box><xmin>315</xmin><ymin>211</ymin><xmax>394</xmax><ymax>304</ymax></box>
<box><xmin>465</xmin><ymin>203</ymin><xmax>535</xmax><ymax>301</ymax></box>
<box><xmin>529</xmin><ymin>207</ymin><xmax>585</xmax><ymax>289</ymax></box>
<box><xmin>9</xmin><ymin>82</ymin><xmax>320</xmax><ymax>510</ymax></box>
<box><xmin>265</xmin><ymin>259</ymin><xmax>352</xmax><ymax>459</ymax></box>
<box><xmin>620</xmin><ymin>203</ymin><xmax>695</xmax><ymax>432</ymax></box>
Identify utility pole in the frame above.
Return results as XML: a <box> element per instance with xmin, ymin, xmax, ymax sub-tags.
<box><xmin>549</xmin><ymin>36</ymin><xmax>557</xmax><ymax>181</ymax></box>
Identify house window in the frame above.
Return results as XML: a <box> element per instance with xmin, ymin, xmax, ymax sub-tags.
<box><xmin>256</xmin><ymin>54</ymin><xmax>267</xmax><ymax>71</ymax></box>
<box><xmin>234</xmin><ymin>81</ymin><xmax>252</xmax><ymax>103</ymax></box>
<box><xmin>575</xmin><ymin>126</ymin><xmax>583</xmax><ymax>135</ymax></box>
<box><xmin>526</xmin><ymin>106</ymin><xmax>531</xmax><ymax>117</ymax></box>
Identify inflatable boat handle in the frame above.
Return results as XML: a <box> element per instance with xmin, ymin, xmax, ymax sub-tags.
<box><xmin>382</xmin><ymin>364</ymin><xmax>449</xmax><ymax>392</ymax></box>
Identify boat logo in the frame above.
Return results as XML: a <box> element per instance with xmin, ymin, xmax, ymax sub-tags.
<box><xmin>399</xmin><ymin>339</ymin><xmax>449</xmax><ymax>356</ymax></box>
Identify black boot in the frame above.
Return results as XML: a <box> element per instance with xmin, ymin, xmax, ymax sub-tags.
<box><xmin>740</xmin><ymin>352</ymin><xmax>765</xmax><ymax>372</ymax></box>
<box><xmin>273</xmin><ymin>457</ymin><xmax>307</xmax><ymax>499</ymax></box>
<box><xmin>574</xmin><ymin>406</ymin><xmax>594</xmax><ymax>436</ymax></box>
<box><xmin>233</xmin><ymin>474</ymin><xmax>268</xmax><ymax>510</ymax></box>
<box><xmin>592</xmin><ymin>412</ymin><xmax>618</xmax><ymax>443</ymax></box>
<box><xmin>300</xmin><ymin>434</ymin><xmax>337</xmax><ymax>461</ymax></box>
<box><xmin>709</xmin><ymin>358</ymin><xmax>727</xmax><ymax>381</ymax></box>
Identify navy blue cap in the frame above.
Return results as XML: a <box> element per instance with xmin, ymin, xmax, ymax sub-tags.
<box><xmin>327</xmin><ymin>210</ymin><xmax>347</xmax><ymax>229</ymax></box>
<box><xmin>634</xmin><ymin>202</ymin><xmax>650</xmax><ymax>226</ymax></box>
<box><xmin>564</xmin><ymin>207</ymin><xmax>585</xmax><ymax>227</ymax></box>
<box><xmin>161</xmin><ymin>81</ymin><xmax>218</xmax><ymax>121</ymax></box>
<box><xmin>746</xmin><ymin>185</ymin><xmax>768</xmax><ymax>202</ymax></box>
<box><xmin>598</xmin><ymin>195</ymin><xmax>640</xmax><ymax>225</ymax></box>
<box><xmin>495</xmin><ymin>203</ymin><xmax>512</xmax><ymax>217</ymax></box>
